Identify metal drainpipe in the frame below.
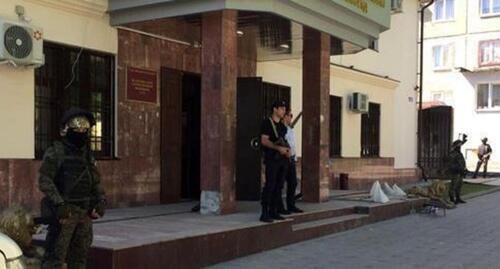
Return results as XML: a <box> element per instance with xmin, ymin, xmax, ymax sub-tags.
<box><xmin>417</xmin><ymin>0</ymin><xmax>435</xmax><ymax>181</ymax></box>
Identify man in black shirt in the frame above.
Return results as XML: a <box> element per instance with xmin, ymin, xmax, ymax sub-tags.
<box><xmin>260</xmin><ymin>100</ymin><xmax>291</xmax><ymax>223</ymax></box>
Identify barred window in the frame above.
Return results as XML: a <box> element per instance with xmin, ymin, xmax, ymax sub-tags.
<box><xmin>35</xmin><ymin>42</ymin><xmax>115</xmax><ymax>159</ymax></box>
<box><xmin>361</xmin><ymin>103</ymin><xmax>380</xmax><ymax>157</ymax></box>
<box><xmin>330</xmin><ymin>95</ymin><xmax>342</xmax><ymax>157</ymax></box>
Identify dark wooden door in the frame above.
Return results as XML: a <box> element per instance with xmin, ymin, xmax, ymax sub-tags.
<box><xmin>236</xmin><ymin>77</ymin><xmax>264</xmax><ymax>200</ymax></box>
<box><xmin>420</xmin><ymin>106</ymin><xmax>453</xmax><ymax>178</ymax></box>
<box><xmin>236</xmin><ymin>78</ymin><xmax>291</xmax><ymax>200</ymax></box>
<box><xmin>181</xmin><ymin>74</ymin><xmax>201</xmax><ymax>199</ymax></box>
<box><xmin>160</xmin><ymin>68</ymin><xmax>183</xmax><ymax>203</ymax></box>
<box><xmin>361</xmin><ymin>103</ymin><xmax>380</xmax><ymax>157</ymax></box>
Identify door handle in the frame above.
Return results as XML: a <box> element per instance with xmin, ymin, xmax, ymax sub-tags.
<box><xmin>250</xmin><ymin>137</ymin><xmax>260</xmax><ymax>150</ymax></box>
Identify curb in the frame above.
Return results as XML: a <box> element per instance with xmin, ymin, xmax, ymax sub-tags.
<box><xmin>462</xmin><ymin>186</ymin><xmax>500</xmax><ymax>200</ymax></box>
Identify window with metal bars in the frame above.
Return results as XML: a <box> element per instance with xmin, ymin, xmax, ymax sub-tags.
<box><xmin>35</xmin><ymin>42</ymin><xmax>115</xmax><ymax>159</ymax></box>
<box><xmin>330</xmin><ymin>95</ymin><xmax>342</xmax><ymax>157</ymax></box>
<box><xmin>361</xmin><ymin>103</ymin><xmax>380</xmax><ymax>157</ymax></box>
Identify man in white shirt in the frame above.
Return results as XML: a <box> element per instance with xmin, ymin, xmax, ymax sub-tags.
<box><xmin>281</xmin><ymin>109</ymin><xmax>304</xmax><ymax>213</ymax></box>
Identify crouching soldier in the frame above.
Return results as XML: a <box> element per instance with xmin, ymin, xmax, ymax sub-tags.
<box><xmin>39</xmin><ymin>107</ymin><xmax>106</xmax><ymax>269</ymax></box>
<box><xmin>446</xmin><ymin>138</ymin><xmax>468</xmax><ymax>204</ymax></box>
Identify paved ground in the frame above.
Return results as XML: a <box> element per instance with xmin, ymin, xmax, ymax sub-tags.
<box><xmin>208</xmin><ymin>191</ymin><xmax>500</xmax><ymax>269</ymax></box>
<box><xmin>465</xmin><ymin>177</ymin><xmax>500</xmax><ymax>186</ymax></box>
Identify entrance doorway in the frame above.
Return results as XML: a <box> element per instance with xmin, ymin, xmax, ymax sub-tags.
<box><xmin>160</xmin><ymin>68</ymin><xmax>201</xmax><ymax>202</ymax></box>
<box><xmin>181</xmin><ymin>74</ymin><xmax>201</xmax><ymax>199</ymax></box>
<box><xmin>236</xmin><ymin>77</ymin><xmax>291</xmax><ymax>200</ymax></box>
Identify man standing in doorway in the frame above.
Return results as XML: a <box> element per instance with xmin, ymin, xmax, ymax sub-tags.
<box><xmin>39</xmin><ymin>107</ymin><xmax>106</xmax><ymax>269</ymax></box>
<box><xmin>260</xmin><ymin>101</ymin><xmax>291</xmax><ymax>223</ymax></box>
<box><xmin>473</xmin><ymin>137</ymin><xmax>492</xmax><ymax>179</ymax></box>
<box><xmin>280</xmin><ymin>109</ymin><xmax>304</xmax><ymax>214</ymax></box>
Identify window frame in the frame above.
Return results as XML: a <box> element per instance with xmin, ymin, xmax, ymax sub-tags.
<box><xmin>432</xmin><ymin>43</ymin><xmax>454</xmax><ymax>70</ymax></box>
<box><xmin>34</xmin><ymin>41</ymin><xmax>116</xmax><ymax>160</ymax></box>
<box><xmin>476</xmin><ymin>82</ymin><xmax>500</xmax><ymax>112</ymax></box>
<box><xmin>433</xmin><ymin>0</ymin><xmax>455</xmax><ymax>22</ymax></box>
<box><xmin>478</xmin><ymin>39</ymin><xmax>500</xmax><ymax>67</ymax></box>
<box><xmin>480</xmin><ymin>0</ymin><xmax>500</xmax><ymax>17</ymax></box>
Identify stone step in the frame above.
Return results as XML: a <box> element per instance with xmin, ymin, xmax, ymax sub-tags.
<box><xmin>292</xmin><ymin>214</ymin><xmax>370</xmax><ymax>238</ymax></box>
<box><xmin>290</xmin><ymin>207</ymin><xmax>356</xmax><ymax>225</ymax></box>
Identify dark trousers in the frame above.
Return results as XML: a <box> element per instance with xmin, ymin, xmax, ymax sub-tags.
<box><xmin>282</xmin><ymin>159</ymin><xmax>298</xmax><ymax>210</ymax></box>
<box><xmin>262</xmin><ymin>158</ymin><xmax>288</xmax><ymax>213</ymax></box>
<box><xmin>474</xmin><ymin>156</ymin><xmax>489</xmax><ymax>178</ymax></box>
<box><xmin>449</xmin><ymin>174</ymin><xmax>463</xmax><ymax>200</ymax></box>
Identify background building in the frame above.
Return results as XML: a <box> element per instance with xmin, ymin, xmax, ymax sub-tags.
<box><xmin>423</xmin><ymin>0</ymin><xmax>500</xmax><ymax>171</ymax></box>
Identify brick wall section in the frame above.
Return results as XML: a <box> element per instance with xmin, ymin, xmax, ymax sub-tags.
<box><xmin>296</xmin><ymin>157</ymin><xmax>420</xmax><ymax>192</ymax></box>
<box><xmin>0</xmin><ymin>16</ymin><xmax>256</xmax><ymax>211</ymax></box>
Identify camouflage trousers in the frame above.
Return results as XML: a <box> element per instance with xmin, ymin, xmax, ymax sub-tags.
<box><xmin>42</xmin><ymin>208</ymin><xmax>93</xmax><ymax>269</ymax></box>
<box><xmin>449</xmin><ymin>174</ymin><xmax>463</xmax><ymax>199</ymax></box>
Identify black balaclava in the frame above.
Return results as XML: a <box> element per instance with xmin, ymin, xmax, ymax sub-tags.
<box><xmin>66</xmin><ymin>129</ymin><xmax>89</xmax><ymax>148</ymax></box>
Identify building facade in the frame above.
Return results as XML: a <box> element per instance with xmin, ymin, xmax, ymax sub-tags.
<box><xmin>259</xmin><ymin>0</ymin><xmax>421</xmax><ymax>189</ymax></box>
<box><xmin>0</xmin><ymin>0</ymin><xmax>422</xmax><ymax>212</ymax></box>
<box><xmin>423</xmin><ymin>0</ymin><xmax>500</xmax><ymax>171</ymax></box>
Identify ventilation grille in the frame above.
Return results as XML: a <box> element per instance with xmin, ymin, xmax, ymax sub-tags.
<box><xmin>4</xmin><ymin>25</ymin><xmax>32</xmax><ymax>59</ymax></box>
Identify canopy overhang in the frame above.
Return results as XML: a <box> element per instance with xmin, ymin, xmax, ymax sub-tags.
<box><xmin>108</xmin><ymin>0</ymin><xmax>391</xmax><ymax>49</ymax></box>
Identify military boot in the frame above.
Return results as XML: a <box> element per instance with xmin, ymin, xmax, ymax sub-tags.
<box><xmin>455</xmin><ymin>194</ymin><xmax>466</xmax><ymax>204</ymax></box>
<box><xmin>449</xmin><ymin>194</ymin><xmax>455</xmax><ymax>204</ymax></box>
<box><xmin>259</xmin><ymin>205</ymin><xmax>274</xmax><ymax>223</ymax></box>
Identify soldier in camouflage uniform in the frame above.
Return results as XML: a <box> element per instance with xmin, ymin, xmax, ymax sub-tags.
<box><xmin>39</xmin><ymin>107</ymin><xmax>106</xmax><ymax>269</ymax></box>
<box><xmin>446</xmin><ymin>139</ymin><xmax>467</xmax><ymax>204</ymax></box>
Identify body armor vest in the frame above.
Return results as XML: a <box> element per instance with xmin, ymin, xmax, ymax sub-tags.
<box><xmin>53</xmin><ymin>141</ymin><xmax>94</xmax><ymax>208</ymax></box>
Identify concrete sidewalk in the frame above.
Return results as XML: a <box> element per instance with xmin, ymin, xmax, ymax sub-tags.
<box><xmin>209</xmin><ymin>189</ymin><xmax>500</xmax><ymax>269</ymax></box>
<box><xmin>33</xmin><ymin>194</ymin><xmax>424</xmax><ymax>268</ymax></box>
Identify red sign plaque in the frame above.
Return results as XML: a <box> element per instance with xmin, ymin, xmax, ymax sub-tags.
<box><xmin>126</xmin><ymin>67</ymin><xmax>158</xmax><ymax>104</ymax></box>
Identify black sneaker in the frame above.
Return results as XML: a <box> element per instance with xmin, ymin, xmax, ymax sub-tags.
<box><xmin>289</xmin><ymin>207</ymin><xmax>304</xmax><ymax>213</ymax></box>
<box><xmin>278</xmin><ymin>210</ymin><xmax>291</xmax><ymax>215</ymax></box>
<box><xmin>260</xmin><ymin>215</ymin><xmax>274</xmax><ymax>223</ymax></box>
<box><xmin>271</xmin><ymin>214</ymin><xmax>286</xmax><ymax>220</ymax></box>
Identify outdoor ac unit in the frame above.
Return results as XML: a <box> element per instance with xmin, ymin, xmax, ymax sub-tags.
<box><xmin>391</xmin><ymin>0</ymin><xmax>403</xmax><ymax>13</ymax></box>
<box><xmin>0</xmin><ymin>18</ymin><xmax>44</xmax><ymax>67</ymax></box>
<box><xmin>349</xmin><ymin>92</ymin><xmax>368</xmax><ymax>113</ymax></box>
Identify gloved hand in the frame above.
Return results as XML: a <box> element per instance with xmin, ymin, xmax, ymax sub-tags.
<box><xmin>56</xmin><ymin>204</ymin><xmax>71</xmax><ymax>220</ymax></box>
<box><xmin>89</xmin><ymin>200</ymin><xmax>106</xmax><ymax>219</ymax></box>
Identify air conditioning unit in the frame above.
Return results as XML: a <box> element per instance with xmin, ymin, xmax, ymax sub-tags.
<box><xmin>349</xmin><ymin>92</ymin><xmax>368</xmax><ymax>113</ymax></box>
<box><xmin>391</xmin><ymin>0</ymin><xmax>403</xmax><ymax>13</ymax></box>
<box><xmin>0</xmin><ymin>18</ymin><xmax>44</xmax><ymax>68</ymax></box>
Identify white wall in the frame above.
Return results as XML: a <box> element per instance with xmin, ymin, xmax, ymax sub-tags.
<box><xmin>257</xmin><ymin>60</ymin><xmax>398</xmax><ymax>159</ymax></box>
<box><xmin>0</xmin><ymin>0</ymin><xmax>117</xmax><ymax>158</ymax></box>
<box><xmin>331</xmin><ymin>0</ymin><xmax>420</xmax><ymax>168</ymax></box>
<box><xmin>331</xmin><ymin>67</ymin><xmax>397</xmax><ymax>158</ymax></box>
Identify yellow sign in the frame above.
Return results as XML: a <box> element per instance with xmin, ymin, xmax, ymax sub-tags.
<box><xmin>343</xmin><ymin>0</ymin><xmax>386</xmax><ymax>14</ymax></box>
<box><xmin>344</xmin><ymin>0</ymin><xmax>368</xmax><ymax>13</ymax></box>
<box><xmin>369</xmin><ymin>0</ymin><xmax>385</xmax><ymax>8</ymax></box>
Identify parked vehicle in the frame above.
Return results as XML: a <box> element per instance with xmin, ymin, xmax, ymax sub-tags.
<box><xmin>0</xmin><ymin>233</ymin><xmax>25</xmax><ymax>269</ymax></box>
